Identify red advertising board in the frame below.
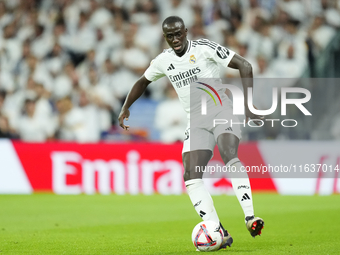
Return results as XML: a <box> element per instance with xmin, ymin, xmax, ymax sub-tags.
<box><xmin>1</xmin><ymin>140</ymin><xmax>339</xmax><ymax>195</ymax></box>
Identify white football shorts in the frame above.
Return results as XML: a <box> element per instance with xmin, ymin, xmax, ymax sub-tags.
<box><xmin>182</xmin><ymin>107</ymin><xmax>242</xmax><ymax>154</ymax></box>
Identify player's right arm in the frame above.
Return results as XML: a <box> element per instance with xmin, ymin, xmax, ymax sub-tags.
<box><xmin>118</xmin><ymin>53</ymin><xmax>165</xmax><ymax>130</ymax></box>
<box><xmin>118</xmin><ymin>75</ymin><xmax>152</xmax><ymax>130</ymax></box>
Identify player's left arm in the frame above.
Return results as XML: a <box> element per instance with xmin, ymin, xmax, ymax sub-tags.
<box><xmin>228</xmin><ymin>54</ymin><xmax>263</xmax><ymax>125</ymax></box>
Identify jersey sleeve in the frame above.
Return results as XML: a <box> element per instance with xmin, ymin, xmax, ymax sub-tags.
<box><xmin>144</xmin><ymin>56</ymin><xmax>166</xmax><ymax>82</ymax></box>
<box><xmin>199</xmin><ymin>39</ymin><xmax>236</xmax><ymax>68</ymax></box>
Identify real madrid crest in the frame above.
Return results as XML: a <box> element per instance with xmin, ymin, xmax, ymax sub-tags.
<box><xmin>189</xmin><ymin>55</ymin><xmax>196</xmax><ymax>64</ymax></box>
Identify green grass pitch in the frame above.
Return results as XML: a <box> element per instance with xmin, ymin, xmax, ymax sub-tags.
<box><xmin>0</xmin><ymin>194</ymin><xmax>339</xmax><ymax>254</ymax></box>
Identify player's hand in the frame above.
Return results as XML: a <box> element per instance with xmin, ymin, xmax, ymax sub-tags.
<box><xmin>118</xmin><ymin>107</ymin><xmax>130</xmax><ymax>130</ymax></box>
<box><xmin>245</xmin><ymin>105</ymin><xmax>264</xmax><ymax>126</ymax></box>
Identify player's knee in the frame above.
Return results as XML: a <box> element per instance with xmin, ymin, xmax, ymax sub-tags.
<box><xmin>217</xmin><ymin>134</ymin><xmax>239</xmax><ymax>164</ymax></box>
<box><xmin>183</xmin><ymin>169</ymin><xmax>190</xmax><ymax>182</ymax></box>
<box><xmin>219</xmin><ymin>146</ymin><xmax>238</xmax><ymax>164</ymax></box>
<box><xmin>183</xmin><ymin>167</ymin><xmax>203</xmax><ymax>182</ymax></box>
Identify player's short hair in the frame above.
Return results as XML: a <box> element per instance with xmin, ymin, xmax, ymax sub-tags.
<box><xmin>162</xmin><ymin>16</ymin><xmax>185</xmax><ymax>29</ymax></box>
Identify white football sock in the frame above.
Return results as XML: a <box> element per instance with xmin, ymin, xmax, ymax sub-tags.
<box><xmin>227</xmin><ymin>158</ymin><xmax>254</xmax><ymax>218</ymax></box>
<box><xmin>185</xmin><ymin>179</ymin><xmax>220</xmax><ymax>224</ymax></box>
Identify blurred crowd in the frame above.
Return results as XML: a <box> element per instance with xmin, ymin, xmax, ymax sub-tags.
<box><xmin>0</xmin><ymin>0</ymin><xmax>339</xmax><ymax>142</ymax></box>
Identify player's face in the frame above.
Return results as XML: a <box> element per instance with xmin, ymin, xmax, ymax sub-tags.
<box><xmin>163</xmin><ymin>22</ymin><xmax>188</xmax><ymax>56</ymax></box>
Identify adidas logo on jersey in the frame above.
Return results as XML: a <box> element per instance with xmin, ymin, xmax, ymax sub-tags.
<box><xmin>241</xmin><ymin>193</ymin><xmax>250</xmax><ymax>201</ymax></box>
<box><xmin>167</xmin><ymin>63</ymin><xmax>175</xmax><ymax>71</ymax></box>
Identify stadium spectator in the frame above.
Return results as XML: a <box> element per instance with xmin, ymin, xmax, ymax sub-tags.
<box><xmin>1</xmin><ymin>23</ymin><xmax>22</xmax><ymax>71</ymax></box>
<box><xmin>134</xmin><ymin>10</ymin><xmax>163</xmax><ymax>57</ymax></box>
<box><xmin>0</xmin><ymin>90</ymin><xmax>6</xmax><ymax>117</ymax></box>
<box><xmin>30</xmin><ymin>24</ymin><xmax>54</xmax><ymax>59</ymax></box>
<box><xmin>17</xmin><ymin>54</ymin><xmax>53</xmax><ymax>91</ymax></box>
<box><xmin>277</xmin><ymin>19</ymin><xmax>307</xmax><ymax>66</ymax></box>
<box><xmin>112</xmin><ymin>25</ymin><xmax>150</xmax><ymax>76</ymax></box>
<box><xmin>154</xmin><ymin>84</ymin><xmax>187</xmax><ymax>143</ymax></box>
<box><xmin>0</xmin><ymin>68</ymin><xmax>15</xmax><ymax>92</ymax></box>
<box><xmin>52</xmin><ymin>62</ymin><xmax>74</xmax><ymax>99</ymax></box>
<box><xmin>0</xmin><ymin>90</ymin><xmax>5</xmax><ymax>110</ymax></box>
<box><xmin>202</xmin><ymin>0</ymin><xmax>230</xmax><ymax>26</ymax></box>
<box><xmin>99</xmin><ymin>58</ymin><xmax>130</xmax><ymax>109</ymax></box>
<box><xmin>16</xmin><ymin>9</ymin><xmax>39</xmax><ymax>42</ymax></box>
<box><xmin>0</xmin><ymin>90</ymin><xmax>13</xmax><ymax>139</ymax></box>
<box><xmin>78</xmin><ymin>90</ymin><xmax>101</xmax><ymax>142</ymax></box>
<box><xmin>0</xmin><ymin>113</ymin><xmax>11</xmax><ymax>138</ymax></box>
<box><xmin>16</xmin><ymin>93</ymin><xmax>55</xmax><ymax>142</ymax></box>
<box><xmin>92</xmin><ymin>28</ymin><xmax>115</xmax><ymax>67</ymax></box>
<box><xmin>88</xmin><ymin>0</ymin><xmax>113</xmax><ymax>29</ymax></box>
<box><xmin>14</xmin><ymin>40</ymin><xmax>33</xmax><ymax>76</ymax></box>
<box><xmin>309</xmin><ymin>15</ymin><xmax>336</xmax><ymax>53</ymax></box>
<box><xmin>2</xmin><ymin>75</ymin><xmax>41</xmax><ymax>132</ymax></box>
<box><xmin>64</xmin><ymin>11</ymin><xmax>96</xmax><ymax>64</ymax></box>
<box><xmin>52</xmin><ymin>20</ymin><xmax>69</xmax><ymax>52</ymax></box>
<box><xmin>44</xmin><ymin>42</ymin><xmax>70</xmax><ymax>77</ymax></box>
<box><xmin>80</xmin><ymin>67</ymin><xmax>117</xmax><ymax>132</ymax></box>
<box><xmin>76</xmin><ymin>49</ymin><xmax>99</xmax><ymax>78</ymax></box>
<box><xmin>269</xmin><ymin>44</ymin><xmax>306</xmax><ymax>79</ymax></box>
<box><xmin>279</xmin><ymin>0</ymin><xmax>306</xmax><ymax>22</ymax></box>
<box><xmin>55</xmin><ymin>96</ymin><xmax>87</xmax><ymax>142</ymax></box>
<box><xmin>160</xmin><ymin>0</ymin><xmax>194</xmax><ymax>28</ymax></box>
<box><xmin>0</xmin><ymin>2</ymin><xmax>12</xmax><ymax>29</ymax></box>
<box><xmin>110</xmin><ymin>26</ymin><xmax>149</xmax><ymax>100</ymax></box>
<box><xmin>189</xmin><ymin>22</ymin><xmax>207</xmax><ymax>41</ymax></box>
<box><xmin>204</xmin><ymin>9</ymin><xmax>230</xmax><ymax>45</ymax></box>
<box><xmin>34</xmin><ymin>83</ymin><xmax>53</xmax><ymax>120</ymax></box>
<box><xmin>322</xmin><ymin>0</ymin><xmax>340</xmax><ymax>28</ymax></box>
<box><xmin>254</xmin><ymin>55</ymin><xmax>271</xmax><ymax>78</ymax></box>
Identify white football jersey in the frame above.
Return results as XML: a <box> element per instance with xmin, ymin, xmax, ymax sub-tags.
<box><xmin>144</xmin><ymin>39</ymin><xmax>236</xmax><ymax>118</ymax></box>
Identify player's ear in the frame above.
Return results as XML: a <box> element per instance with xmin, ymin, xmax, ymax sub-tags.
<box><xmin>183</xmin><ymin>28</ymin><xmax>188</xmax><ymax>37</ymax></box>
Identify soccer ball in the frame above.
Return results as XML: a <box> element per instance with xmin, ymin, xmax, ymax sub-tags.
<box><xmin>191</xmin><ymin>221</ymin><xmax>224</xmax><ymax>252</ymax></box>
